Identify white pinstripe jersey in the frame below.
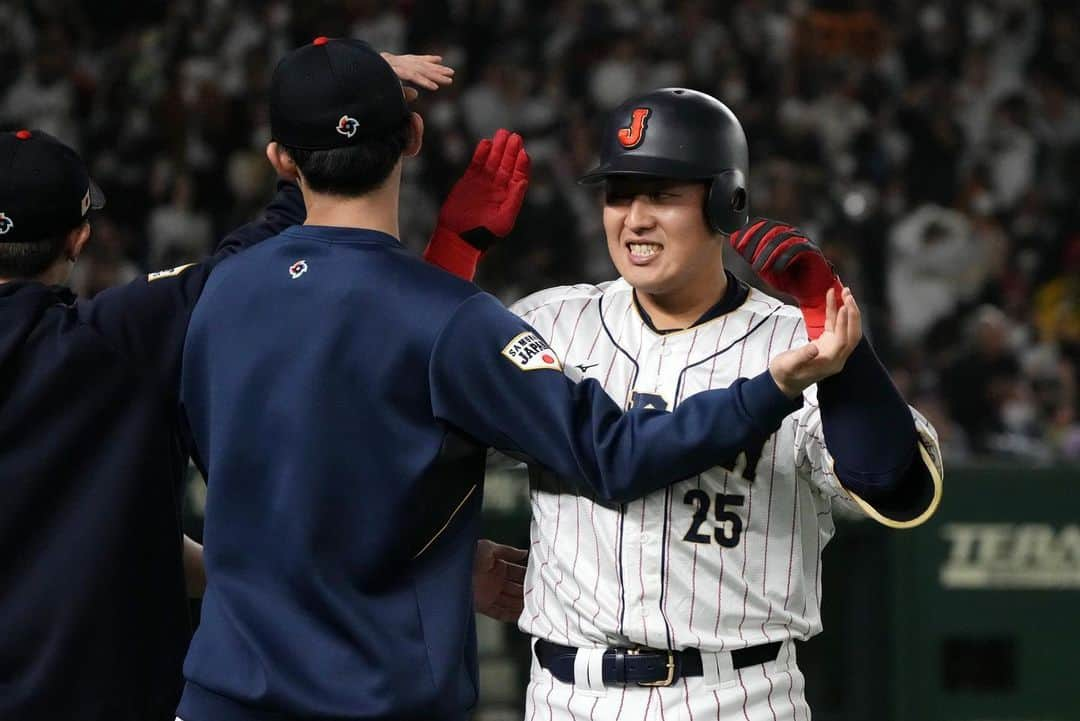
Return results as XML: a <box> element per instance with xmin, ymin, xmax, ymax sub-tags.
<box><xmin>493</xmin><ymin>277</ymin><xmax>942</xmax><ymax>653</ymax></box>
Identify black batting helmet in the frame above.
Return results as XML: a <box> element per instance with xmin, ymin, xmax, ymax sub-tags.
<box><xmin>579</xmin><ymin>88</ymin><xmax>749</xmax><ymax>234</ymax></box>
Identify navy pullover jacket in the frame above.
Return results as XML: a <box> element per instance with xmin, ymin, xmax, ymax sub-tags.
<box><xmin>177</xmin><ymin>225</ymin><xmax>802</xmax><ymax>721</ymax></box>
<box><xmin>0</xmin><ymin>182</ymin><xmax>302</xmax><ymax>721</ymax></box>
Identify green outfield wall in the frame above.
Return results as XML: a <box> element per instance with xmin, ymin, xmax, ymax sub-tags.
<box><xmin>890</xmin><ymin>465</ymin><xmax>1078</xmax><ymax>721</ymax></box>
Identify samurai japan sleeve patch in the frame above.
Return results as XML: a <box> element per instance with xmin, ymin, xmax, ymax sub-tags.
<box><xmin>501</xmin><ymin>331</ymin><xmax>563</xmax><ymax>372</ymax></box>
<box><xmin>147</xmin><ymin>263</ymin><xmax>196</xmax><ymax>282</ymax></box>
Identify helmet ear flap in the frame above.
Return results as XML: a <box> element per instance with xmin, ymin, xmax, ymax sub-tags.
<box><xmin>706</xmin><ymin>169</ymin><xmax>748</xmax><ymax>234</ymax></box>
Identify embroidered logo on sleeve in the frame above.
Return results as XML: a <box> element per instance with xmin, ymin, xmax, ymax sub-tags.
<box><xmin>147</xmin><ymin>263</ymin><xmax>196</xmax><ymax>282</ymax></box>
<box><xmin>501</xmin><ymin>331</ymin><xmax>562</xmax><ymax>372</ymax></box>
<box><xmin>289</xmin><ymin>260</ymin><xmax>308</xmax><ymax>279</ymax></box>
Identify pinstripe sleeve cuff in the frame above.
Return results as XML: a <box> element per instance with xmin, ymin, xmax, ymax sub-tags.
<box><xmin>739</xmin><ymin>371</ymin><xmax>803</xmax><ymax>436</ymax></box>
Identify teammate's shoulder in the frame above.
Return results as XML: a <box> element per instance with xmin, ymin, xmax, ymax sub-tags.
<box><xmin>508</xmin><ymin>282</ymin><xmax>609</xmax><ymax>317</ymax></box>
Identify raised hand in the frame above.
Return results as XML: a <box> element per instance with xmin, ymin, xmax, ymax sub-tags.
<box><xmin>729</xmin><ymin>218</ymin><xmax>845</xmax><ymax>339</ymax></box>
<box><xmin>768</xmin><ymin>287</ymin><xmax>863</xmax><ymax>398</ymax></box>
<box><xmin>437</xmin><ymin>128</ymin><xmax>531</xmax><ymax>247</ymax></box>
<box><xmin>380</xmin><ymin>52</ymin><xmax>455</xmax><ymax>101</ymax></box>
<box><xmin>422</xmin><ymin>129</ymin><xmax>530</xmax><ymax>280</ymax></box>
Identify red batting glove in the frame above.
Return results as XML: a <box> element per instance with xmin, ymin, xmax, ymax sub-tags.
<box><xmin>422</xmin><ymin>128</ymin><xmax>530</xmax><ymax>281</ymax></box>
<box><xmin>729</xmin><ymin>217</ymin><xmax>845</xmax><ymax>339</ymax></box>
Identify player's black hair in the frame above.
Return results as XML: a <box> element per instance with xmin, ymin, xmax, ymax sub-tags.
<box><xmin>0</xmin><ymin>228</ymin><xmax>75</xmax><ymax>278</ymax></box>
<box><xmin>284</xmin><ymin>116</ymin><xmax>413</xmax><ymax>197</ymax></box>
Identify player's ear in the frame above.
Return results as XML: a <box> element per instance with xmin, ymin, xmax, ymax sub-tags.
<box><xmin>265</xmin><ymin>141</ymin><xmax>300</xmax><ymax>181</ymax></box>
<box><xmin>67</xmin><ymin>221</ymin><xmax>91</xmax><ymax>262</ymax></box>
<box><xmin>403</xmin><ymin>112</ymin><xmax>423</xmax><ymax>158</ymax></box>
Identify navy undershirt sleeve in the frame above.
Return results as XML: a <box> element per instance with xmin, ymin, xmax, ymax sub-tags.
<box><xmin>816</xmin><ymin>338</ymin><xmax>919</xmax><ymax>496</ymax></box>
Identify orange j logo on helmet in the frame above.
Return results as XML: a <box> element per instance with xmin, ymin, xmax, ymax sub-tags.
<box><xmin>617</xmin><ymin>108</ymin><xmax>650</xmax><ymax>149</ymax></box>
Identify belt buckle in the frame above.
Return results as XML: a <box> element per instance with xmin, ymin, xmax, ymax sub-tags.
<box><xmin>628</xmin><ymin>648</ymin><xmax>676</xmax><ymax>687</ymax></box>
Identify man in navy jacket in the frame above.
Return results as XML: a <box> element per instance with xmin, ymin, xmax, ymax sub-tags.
<box><xmin>176</xmin><ymin>39</ymin><xmax>860</xmax><ymax>721</ymax></box>
<box><xmin>0</xmin><ymin>50</ymin><xmax>519</xmax><ymax>721</ymax></box>
<box><xmin>0</xmin><ymin>129</ymin><xmax>302</xmax><ymax>721</ymax></box>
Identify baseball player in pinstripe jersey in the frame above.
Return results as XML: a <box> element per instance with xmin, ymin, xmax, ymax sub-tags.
<box><xmin>489</xmin><ymin>89</ymin><xmax>944</xmax><ymax>720</ymax></box>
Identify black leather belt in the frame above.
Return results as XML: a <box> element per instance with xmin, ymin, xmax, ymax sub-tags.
<box><xmin>534</xmin><ymin>639</ymin><xmax>783</xmax><ymax>687</ymax></box>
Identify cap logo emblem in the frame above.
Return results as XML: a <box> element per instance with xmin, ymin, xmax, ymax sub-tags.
<box><xmin>81</xmin><ymin>189</ymin><xmax>91</xmax><ymax>216</ymax></box>
<box><xmin>617</xmin><ymin>108</ymin><xmax>650</xmax><ymax>149</ymax></box>
<box><xmin>289</xmin><ymin>259</ymin><xmax>308</xmax><ymax>279</ymax></box>
<box><xmin>0</xmin><ymin>213</ymin><xmax>12</xmax><ymax>234</ymax></box>
<box><xmin>337</xmin><ymin>115</ymin><xmax>360</xmax><ymax>139</ymax></box>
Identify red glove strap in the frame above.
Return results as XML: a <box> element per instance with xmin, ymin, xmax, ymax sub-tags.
<box><xmin>423</xmin><ymin>226</ymin><xmax>482</xmax><ymax>281</ymax></box>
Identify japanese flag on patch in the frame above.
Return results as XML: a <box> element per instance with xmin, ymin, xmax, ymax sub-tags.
<box><xmin>501</xmin><ymin>331</ymin><xmax>563</xmax><ymax>372</ymax></box>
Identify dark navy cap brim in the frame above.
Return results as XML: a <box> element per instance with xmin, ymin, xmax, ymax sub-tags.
<box><xmin>578</xmin><ymin>155</ymin><xmax>718</xmax><ymax>185</ymax></box>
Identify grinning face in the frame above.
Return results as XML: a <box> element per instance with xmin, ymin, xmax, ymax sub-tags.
<box><xmin>602</xmin><ymin>177</ymin><xmax>723</xmax><ymax>298</ymax></box>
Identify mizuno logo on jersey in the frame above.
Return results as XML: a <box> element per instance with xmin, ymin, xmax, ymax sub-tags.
<box><xmin>501</xmin><ymin>331</ymin><xmax>562</xmax><ymax>372</ymax></box>
<box><xmin>575</xmin><ymin>362</ymin><xmax>598</xmax><ymax>374</ymax></box>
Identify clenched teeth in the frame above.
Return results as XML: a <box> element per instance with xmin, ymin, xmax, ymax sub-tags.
<box><xmin>629</xmin><ymin>243</ymin><xmax>661</xmax><ymax>256</ymax></box>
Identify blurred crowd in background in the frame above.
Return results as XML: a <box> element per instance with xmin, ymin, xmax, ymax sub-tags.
<box><xmin>2</xmin><ymin>0</ymin><xmax>1078</xmax><ymax>463</ymax></box>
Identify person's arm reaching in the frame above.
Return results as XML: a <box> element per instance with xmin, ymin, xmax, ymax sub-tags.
<box><xmin>731</xmin><ymin>219</ymin><xmax>945</xmax><ymax>523</ymax></box>
<box><xmin>77</xmin><ymin>181</ymin><xmax>304</xmax><ymax>397</ymax></box>
<box><xmin>429</xmin><ymin>292</ymin><xmax>859</xmax><ymax>504</ymax></box>
<box><xmin>812</xmin><ymin>292</ymin><xmax>941</xmax><ymax>524</ymax></box>
<box><xmin>795</xmin><ymin>287</ymin><xmax>921</xmax><ymax>495</ymax></box>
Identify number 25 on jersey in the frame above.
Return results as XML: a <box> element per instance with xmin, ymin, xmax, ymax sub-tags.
<box><xmin>683</xmin><ymin>490</ymin><xmax>745</xmax><ymax>547</ymax></box>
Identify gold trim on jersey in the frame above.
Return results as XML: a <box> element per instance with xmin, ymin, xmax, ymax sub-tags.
<box><xmin>842</xmin><ymin>441</ymin><xmax>943</xmax><ymax>529</ymax></box>
<box><xmin>412</xmin><ymin>484</ymin><xmax>478</xmax><ymax>559</ymax></box>
<box><xmin>147</xmin><ymin>263</ymin><xmax>196</xmax><ymax>282</ymax></box>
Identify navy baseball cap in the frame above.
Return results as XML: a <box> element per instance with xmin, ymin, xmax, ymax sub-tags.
<box><xmin>0</xmin><ymin>129</ymin><xmax>105</xmax><ymax>244</ymax></box>
<box><xmin>270</xmin><ymin>37</ymin><xmax>410</xmax><ymax>151</ymax></box>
